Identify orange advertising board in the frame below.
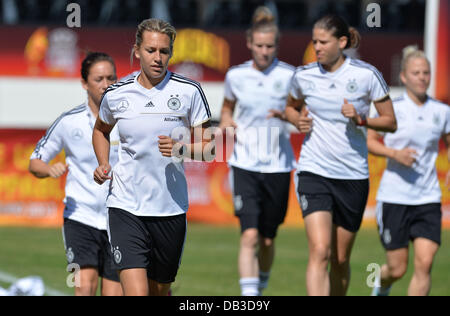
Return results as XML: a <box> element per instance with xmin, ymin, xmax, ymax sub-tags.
<box><xmin>0</xmin><ymin>130</ymin><xmax>449</xmax><ymax>228</ymax></box>
<box><xmin>0</xmin><ymin>129</ymin><xmax>65</xmax><ymax>227</ymax></box>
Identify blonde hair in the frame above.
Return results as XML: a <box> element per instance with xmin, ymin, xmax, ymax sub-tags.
<box><xmin>135</xmin><ymin>18</ymin><xmax>177</xmax><ymax>52</ymax></box>
<box><xmin>400</xmin><ymin>45</ymin><xmax>429</xmax><ymax>72</ymax></box>
<box><xmin>246</xmin><ymin>6</ymin><xmax>280</xmax><ymax>43</ymax></box>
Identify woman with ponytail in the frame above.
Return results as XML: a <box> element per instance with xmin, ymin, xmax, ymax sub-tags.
<box><xmin>285</xmin><ymin>14</ymin><xmax>397</xmax><ymax>296</ymax></box>
<box><xmin>219</xmin><ymin>6</ymin><xmax>295</xmax><ymax>296</ymax></box>
<box><xmin>368</xmin><ymin>46</ymin><xmax>450</xmax><ymax>296</ymax></box>
<box><xmin>29</xmin><ymin>52</ymin><xmax>122</xmax><ymax>296</ymax></box>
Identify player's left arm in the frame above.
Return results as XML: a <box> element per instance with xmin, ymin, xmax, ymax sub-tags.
<box><xmin>158</xmin><ymin>120</ymin><xmax>216</xmax><ymax>162</ymax></box>
<box><xmin>93</xmin><ymin>118</ymin><xmax>114</xmax><ymax>184</ymax></box>
<box><xmin>342</xmin><ymin>97</ymin><xmax>398</xmax><ymax>131</ymax></box>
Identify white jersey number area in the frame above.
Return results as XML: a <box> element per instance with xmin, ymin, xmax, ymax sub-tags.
<box><xmin>99</xmin><ymin>71</ymin><xmax>211</xmax><ymax>217</ymax></box>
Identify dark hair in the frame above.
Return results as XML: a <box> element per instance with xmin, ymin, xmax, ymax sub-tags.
<box><xmin>314</xmin><ymin>14</ymin><xmax>361</xmax><ymax>49</ymax></box>
<box><xmin>81</xmin><ymin>52</ymin><xmax>116</xmax><ymax>82</ymax></box>
<box><xmin>246</xmin><ymin>6</ymin><xmax>280</xmax><ymax>43</ymax></box>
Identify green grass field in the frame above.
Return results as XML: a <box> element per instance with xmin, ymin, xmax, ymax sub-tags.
<box><xmin>0</xmin><ymin>224</ymin><xmax>449</xmax><ymax>296</ymax></box>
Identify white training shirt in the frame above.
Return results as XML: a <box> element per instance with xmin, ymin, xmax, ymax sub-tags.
<box><xmin>99</xmin><ymin>71</ymin><xmax>211</xmax><ymax>217</ymax></box>
<box><xmin>224</xmin><ymin>59</ymin><xmax>296</xmax><ymax>173</ymax></box>
<box><xmin>376</xmin><ymin>93</ymin><xmax>450</xmax><ymax>205</ymax></box>
<box><xmin>290</xmin><ymin>57</ymin><xmax>390</xmax><ymax>179</ymax></box>
<box><xmin>30</xmin><ymin>102</ymin><xmax>120</xmax><ymax>230</ymax></box>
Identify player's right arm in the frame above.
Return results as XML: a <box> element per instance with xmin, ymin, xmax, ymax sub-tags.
<box><xmin>285</xmin><ymin>95</ymin><xmax>312</xmax><ymax>133</ymax></box>
<box><xmin>219</xmin><ymin>98</ymin><xmax>237</xmax><ymax>131</ymax></box>
<box><xmin>29</xmin><ymin>115</ymin><xmax>67</xmax><ymax>179</ymax></box>
<box><xmin>29</xmin><ymin>159</ymin><xmax>68</xmax><ymax>179</ymax></box>
<box><xmin>93</xmin><ymin>118</ymin><xmax>114</xmax><ymax>185</ymax></box>
<box><xmin>367</xmin><ymin>128</ymin><xmax>417</xmax><ymax>167</ymax></box>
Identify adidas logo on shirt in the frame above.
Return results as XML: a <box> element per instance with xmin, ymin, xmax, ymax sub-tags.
<box><xmin>145</xmin><ymin>101</ymin><xmax>155</xmax><ymax>108</ymax></box>
<box><xmin>329</xmin><ymin>83</ymin><xmax>336</xmax><ymax>89</ymax></box>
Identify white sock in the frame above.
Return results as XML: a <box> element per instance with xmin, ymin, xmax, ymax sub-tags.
<box><xmin>259</xmin><ymin>271</ymin><xmax>271</xmax><ymax>294</ymax></box>
<box><xmin>240</xmin><ymin>277</ymin><xmax>259</xmax><ymax>296</ymax></box>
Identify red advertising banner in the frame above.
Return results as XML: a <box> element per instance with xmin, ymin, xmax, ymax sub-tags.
<box><xmin>1</xmin><ymin>130</ymin><xmax>449</xmax><ymax>228</ymax></box>
<box><xmin>435</xmin><ymin>0</ymin><xmax>449</xmax><ymax>104</ymax></box>
<box><xmin>0</xmin><ymin>129</ymin><xmax>65</xmax><ymax>227</ymax></box>
<box><xmin>0</xmin><ymin>26</ymin><xmax>422</xmax><ymax>85</ymax></box>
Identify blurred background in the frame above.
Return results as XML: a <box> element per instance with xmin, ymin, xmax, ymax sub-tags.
<box><xmin>0</xmin><ymin>0</ymin><xmax>448</xmax><ymax>296</ymax></box>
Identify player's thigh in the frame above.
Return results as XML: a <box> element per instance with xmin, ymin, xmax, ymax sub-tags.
<box><xmin>119</xmin><ymin>268</ymin><xmax>149</xmax><ymax>296</ymax></box>
<box><xmin>376</xmin><ymin>202</ymin><xmax>410</xmax><ymax>250</ymax></box>
<box><xmin>412</xmin><ymin>238</ymin><xmax>439</xmax><ymax>271</ymax></box>
<box><xmin>331</xmin><ymin>225</ymin><xmax>357</xmax><ymax>265</ymax></box>
<box><xmin>62</xmin><ymin>219</ymin><xmax>101</xmax><ymax>269</ymax></box>
<box><xmin>331</xmin><ymin>178</ymin><xmax>369</xmax><ymax>233</ymax></box>
<box><xmin>146</xmin><ymin>214</ymin><xmax>187</xmax><ymax>284</ymax></box>
<box><xmin>304</xmin><ymin>211</ymin><xmax>333</xmax><ymax>259</ymax></box>
<box><xmin>259</xmin><ymin>172</ymin><xmax>291</xmax><ymax>239</ymax></box>
<box><xmin>231</xmin><ymin>167</ymin><xmax>263</xmax><ymax>231</ymax></box>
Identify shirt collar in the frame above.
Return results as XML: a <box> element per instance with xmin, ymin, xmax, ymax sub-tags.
<box><xmin>134</xmin><ymin>70</ymin><xmax>172</xmax><ymax>94</ymax></box>
<box><xmin>403</xmin><ymin>91</ymin><xmax>429</xmax><ymax>108</ymax></box>
<box><xmin>84</xmin><ymin>101</ymin><xmax>96</xmax><ymax>128</ymax></box>
<box><xmin>318</xmin><ymin>55</ymin><xmax>350</xmax><ymax>76</ymax></box>
<box><xmin>251</xmin><ymin>58</ymin><xmax>279</xmax><ymax>76</ymax></box>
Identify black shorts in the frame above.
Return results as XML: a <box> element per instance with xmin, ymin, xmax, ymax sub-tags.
<box><xmin>376</xmin><ymin>202</ymin><xmax>442</xmax><ymax>250</ymax></box>
<box><xmin>62</xmin><ymin>218</ymin><xmax>119</xmax><ymax>282</ymax></box>
<box><xmin>107</xmin><ymin>208</ymin><xmax>187</xmax><ymax>284</ymax></box>
<box><xmin>296</xmin><ymin>171</ymin><xmax>369</xmax><ymax>233</ymax></box>
<box><xmin>231</xmin><ymin>166</ymin><xmax>290</xmax><ymax>239</ymax></box>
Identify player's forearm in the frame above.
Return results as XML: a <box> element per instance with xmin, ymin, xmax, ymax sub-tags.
<box><xmin>92</xmin><ymin>128</ymin><xmax>111</xmax><ymax>166</ymax></box>
<box><xmin>367</xmin><ymin>136</ymin><xmax>395</xmax><ymax>159</ymax></box>
<box><xmin>29</xmin><ymin>159</ymin><xmax>51</xmax><ymax>178</ymax></box>
<box><xmin>220</xmin><ymin>107</ymin><xmax>234</xmax><ymax>127</ymax></box>
<box><xmin>366</xmin><ymin>115</ymin><xmax>397</xmax><ymax>133</ymax></box>
<box><xmin>285</xmin><ymin>106</ymin><xmax>301</xmax><ymax>127</ymax></box>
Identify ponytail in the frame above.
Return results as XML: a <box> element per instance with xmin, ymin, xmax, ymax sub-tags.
<box><xmin>246</xmin><ymin>6</ymin><xmax>279</xmax><ymax>43</ymax></box>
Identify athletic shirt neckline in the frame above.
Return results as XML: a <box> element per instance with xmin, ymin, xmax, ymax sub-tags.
<box><xmin>134</xmin><ymin>70</ymin><xmax>172</xmax><ymax>96</ymax></box>
<box><xmin>317</xmin><ymin>56</ymin><xmax>351</xmax><ymax>77</ymax></box>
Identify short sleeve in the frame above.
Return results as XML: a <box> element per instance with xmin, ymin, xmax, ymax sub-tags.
<box><xmin>190</xmin><ymin>85</ymin><xmax>211</xmax><ymax>127</ymax></box>
<box><xmin>99</xmin><ymin>93</ymin><xmax>116</xmax><ymax>125</ymax></box>
<box><xmin>223</xmin><ymin>71</ymin><xmax>236</xmax><ymax>102</ymax></box>
<box><xmin>369</xmin><ymin>67</ymin><xmax>390</xmax><ymax>102</ymax></box>
<box><xmin>30</xmin><ymin>116</ymin><xmax>65</xmax><ymax>163</ymax></box>
<box><xmin>289</xmin><ymin>72</ymin><xmax>304</xmax><ymax>100</ymax></box>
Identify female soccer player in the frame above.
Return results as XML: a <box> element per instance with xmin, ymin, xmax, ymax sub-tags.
<box><xmin>368</xmin><ymin>46</ymin><xmax>450</xmax><ymax>296</ymax></box>
<box><xmin>29</xmin><ymin>52</ymin><xmax>122</xmax><ymax>296</ymax></box>
<box><xmin>285</xmin><ymin>14</ymin><xmax>397</xmax><ymax>296</ymax></box>
<box><xmin>219</xmin><ymin>6</ymin><xmax>295</xmax><ymax>296</ymax></box>
<box><xmin>92</xmin><ymin>18</ymin><xmax>215</xmax><ymax>296</ymax></box>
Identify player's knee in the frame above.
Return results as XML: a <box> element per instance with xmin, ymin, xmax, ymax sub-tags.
<box><xmin>75</xmin><ymin>282</ymin><xmax>97</xmax><ymax>296</ymax></box>
<box><xmin>309</xmin><ymin>243</ymin><xmax>331</xmax><ymax>263</ymax></box>
<box><xmin>241</xmin><ymin>229</ymin><xmax>259</xmax><ymax>248</ymax></box>
<box><xmin>260</xmin><ymin>237</ymin><xmax>274</xmax><ymax>249</ymax></box>
<box><xmin>388</xmin><ymin>263</ymin><xmax>408</xmax><ymax>280</ymax></box>
<box><xmin>330</xmin><ymin>254</ymin><xmax>350</xmax><ymax>270</ymax></box>
<box><xmin>414</xmin><ymin>256</ymin><xmax>434</xmax><ymax>274</ymax></box>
